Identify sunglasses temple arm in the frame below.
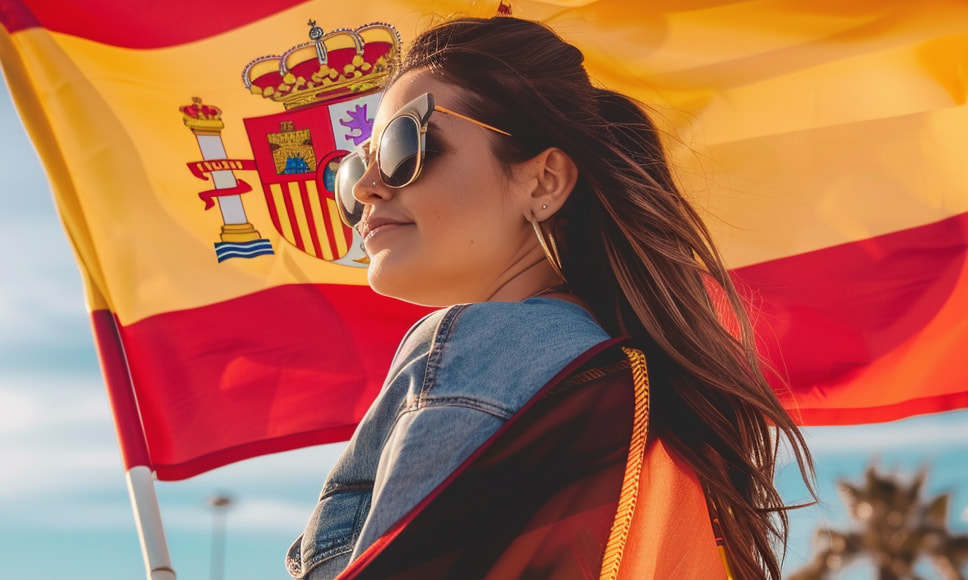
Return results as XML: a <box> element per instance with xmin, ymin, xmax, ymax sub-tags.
<box><xmin>434</xmin><ymin>105</ymin><xmax>512</xmax><ymax>136</ymax></box>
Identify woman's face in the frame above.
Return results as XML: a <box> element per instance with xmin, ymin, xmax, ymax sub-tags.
<box><xmin>354</xmin><ymin>70</ymin><xmax>542</xmax><ymax>306</ymax></box>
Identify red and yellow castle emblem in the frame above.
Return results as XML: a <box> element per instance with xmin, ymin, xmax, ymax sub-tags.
<box><xmin>181</xmin><ymin>21</ymin><xmax>400</xmax><ymax>264</ymax></box>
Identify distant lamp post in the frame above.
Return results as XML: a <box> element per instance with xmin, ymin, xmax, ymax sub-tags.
<box><xmin>207</xmin><ymin>494</ymin><xmax>234</xmax><ymax>580</ymax></box>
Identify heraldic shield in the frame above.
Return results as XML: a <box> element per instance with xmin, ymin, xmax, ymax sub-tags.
<box><xmin>243</xmin><ymin>92</ymin><xmax>380</xmax><ymax>263</ymax></box>
<box><xmin>182</xmin><ymin>22</ymin><xmax>399</xmax><ymax>264</ymax></box>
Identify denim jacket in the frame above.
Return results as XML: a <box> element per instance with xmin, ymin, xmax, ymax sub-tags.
<box><xmin>286</xmin><ymin>298</ymin><xmax>611</xmax><ymax>579</ymax></box>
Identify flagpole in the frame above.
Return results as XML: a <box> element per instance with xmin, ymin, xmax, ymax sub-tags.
<box><xmin>91</xmin><ymin>309</ymin><xmax>176</xmax><ymax>579</ymax></box>
<box><xmin>127</xmin><ymin>466</ymin><xmax>177</xmax><ymax>579</ymax></box>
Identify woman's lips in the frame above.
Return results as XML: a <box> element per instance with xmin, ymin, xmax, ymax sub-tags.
<box><xmin>359</xmin><ymin>216</ymin><xmax>411</xmax><ymax>241</ymax></box>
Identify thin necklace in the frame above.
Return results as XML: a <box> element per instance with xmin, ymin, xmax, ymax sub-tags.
<box><xmin>527</xmin><ymin>284</ymin><xmax>571</xmax><ymax>300</ymax></box>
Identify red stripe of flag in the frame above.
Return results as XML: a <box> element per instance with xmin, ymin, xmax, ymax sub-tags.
<box><xmin>91</xmin><ymin>310</ymin><xmax>151</xmax><ymax>469</ymax></box>
<box><xmin>0</xmin><ymin>0</ymin><xmax>310</xmax><ymax>48</ymax></box>
<box><xmin>264</xmin><ymin>185</ymin><xmax>285</xmax><ymax>238</ymax></box>
<box><xmin>281</xmin><ymin>184</ymin><xmax>306</xmax><ymax>252</ymax></box>
<box><xmin>735</xmin><ymin>210</ymin><xmax>968</xmax><ymax>424</ymax></box>
<box><xmin>317</xmin><ymin>194</ymin><xmax>343</xmax><ymax>261</ymax></box>
<box><xmin>106</xmin><ymin>209</ymin><xmax>968</xmax><ymax>480</ymax></box>
<box><xmin>116</xmin><ymin>283</ymin><xmax>429</xmax><ymax>481</ymax></box>
<box><xmin>298</xmin><ymin>179</ymin><xmax>324</xmax><ymax>259</ymax></box>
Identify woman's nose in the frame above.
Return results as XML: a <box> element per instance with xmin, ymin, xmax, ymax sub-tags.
<box><xmin>353</xmin><ymin>161</ymin><xmax>385</xmax><ymax>205</ymax></box>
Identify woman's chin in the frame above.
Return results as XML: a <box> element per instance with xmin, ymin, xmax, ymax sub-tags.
<box><xmin>367</xmin><ymin>261</ymin><xmax>426</xmax><ymax>305</ymax></box>
<box><xmin>367</xmin><ymin>268</ymin><xmax>459</xmax><ymax>307</ymax></box>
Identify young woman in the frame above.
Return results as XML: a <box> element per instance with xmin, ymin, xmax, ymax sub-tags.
<box><xmin>288</xmin><ymin>16</ymin><xmax>813</xmax><ymax>580</ymax></box>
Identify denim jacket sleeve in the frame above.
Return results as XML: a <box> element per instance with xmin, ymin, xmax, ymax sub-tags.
<box><xmin>287</xmin><ymin>298</ymin><xmax>611</xmax><ymax>580</ymax></box>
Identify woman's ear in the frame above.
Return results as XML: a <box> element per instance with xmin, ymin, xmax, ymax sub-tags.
<box><xmin>521</xmin><ymin>147</ymin><xmax>578</xmax><ymax>221</ymax></box>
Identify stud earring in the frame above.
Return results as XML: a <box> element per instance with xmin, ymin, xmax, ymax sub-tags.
<box><xmin>541</xmin><ymin>204</ymin><xmax>548</xmax><ymax>210</ymax></box>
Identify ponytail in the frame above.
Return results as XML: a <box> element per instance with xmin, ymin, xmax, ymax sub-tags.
<box><xmin>571</xmin><ymin>85</ymin><xmax>814</xmax><ymax>578</ymax></box>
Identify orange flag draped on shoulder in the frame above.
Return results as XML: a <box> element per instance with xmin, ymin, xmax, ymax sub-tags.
<box><xmin>2</xmin><ymin>0</ymin><xmax>967</xmax><ymax>483</ymax></box>
<box><xmin>336</xmin><ymin>342</ymin><xmax>729</xmax><ymax>580</ymax></box>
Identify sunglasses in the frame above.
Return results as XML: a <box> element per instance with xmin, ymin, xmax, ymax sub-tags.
<box><xmin>334</xmin><ymin>92</ymin><xmax>512</xmax><ymax>227</ymax></box>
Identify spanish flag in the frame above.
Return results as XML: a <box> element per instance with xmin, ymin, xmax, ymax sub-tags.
<box><xmin>1</xmin><ymin>0</ymin><xmax>966</xmax><ymax>484</ymax></box>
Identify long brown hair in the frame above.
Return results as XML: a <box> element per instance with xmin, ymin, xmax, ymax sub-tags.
<box><xmin>393</xmin><ymin>16</ymin><xmax>814</xmax><ymax>579</ymax></box>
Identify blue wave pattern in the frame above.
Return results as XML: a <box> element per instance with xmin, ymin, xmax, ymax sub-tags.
<box><xmin>214</xmin><ymin>239</ymin><xmax>274</xmax><ymax>262</ymax></box>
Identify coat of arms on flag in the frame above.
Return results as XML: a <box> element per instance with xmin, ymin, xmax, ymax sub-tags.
<box><xmin>180</xmin><ymin>21</ymin><xmax>400</xmax><ymax>264</ymax></box>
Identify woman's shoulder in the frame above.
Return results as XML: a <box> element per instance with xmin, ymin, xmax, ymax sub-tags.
<box><xmin>394</xmin><ymin>298</ymin><xmax>609</xmax><ymax>362</ymax></box>
<box><xmin>385</xmin><ymin>299</ymin><xmax>612</xmax><ymax>413</ymax></box>
<box><xmin>412</xmin><ymin>298</ymin><xmax>612</xmax><ymax>413</ymax></box>
<box><xmin>452</xmin><ymin>297</ymin><xmax>610</xmax><ymax>345</ymax></box>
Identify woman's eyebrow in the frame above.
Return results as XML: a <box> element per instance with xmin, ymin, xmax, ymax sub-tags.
<box><xmin>426</xmin><ymin>120</ymin><xmax>450</xmax><ymax>145</ymax></box>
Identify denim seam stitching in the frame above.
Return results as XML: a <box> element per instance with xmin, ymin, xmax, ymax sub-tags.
<box><xmin>302</xmin><ymin>544</ymin><xmax>354</xmax><ymax>575</ymax></box>
<box><xmin>419</xmin><ymin>305</ymin><xmax>465</xmax><ymax>403</ymax></box>
<box><xmin>385</xmin><ymin>395</ymin><xmax>513</xmax><ymax>438</ymax></box>
<box><xmin>349</xmin><ymin>492</ymin><xmax>372</xmax><ymax>548</ymax></box>
<box><xmin>320</xmin><ymin>480</ymin><xmax>373</xmax><ymax>499</ymax></box>
<box><xmin>415</xmin><ymin>396</ymin><xmax>514</xmax><ymax>420</ymax></box>
<box><xmin>301</xmin><ymin>488</ymin><xmax>373</xmax><ymax>574</ymax></box>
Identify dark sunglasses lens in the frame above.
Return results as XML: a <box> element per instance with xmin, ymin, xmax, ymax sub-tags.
<box><xmin>379</xmin><ymin>116</ymin><xmax>421</xmax><ymax>187</ymax></box>
<box><xmin>334</xmin><ymin>153</ymin><xmax>366</xmax><ymax>226</ymax></box>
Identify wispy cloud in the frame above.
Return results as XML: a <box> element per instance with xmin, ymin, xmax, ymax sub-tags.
<box><xmin>801</xmin><ymin>411</ymin><xmax>968</xmax><ymax>455</ymax></box>
<box><xmin>153</xmin><ymin>444</ymin><xmax>346</xmax><ymax>532</ymax></box>
<box><xmin>0</xmin><ymin>92</ymin><xmax>49</xmax><ymax>199</ymax></box>
<box><xmin>0</xmin><ymin>220</ymin><xmax>89</xmax><ymax>333</ymax></box>
<box><xmin>0</xmin><ymin>370</ymin><xmax>336</xmax><ymax>535</ymax></box>
<box><xmin>158</xmin><ymin>495</ymin><xmax>317</xmax><ymax>533</ymax></box>
<box><xmin>0</xmin><ymin>376</ymin><xmax>122</xmax><ymax>500</ymax></box>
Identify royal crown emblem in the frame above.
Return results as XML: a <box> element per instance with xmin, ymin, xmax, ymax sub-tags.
<box><xmin>244</xmin><ymin>20</ymin><xmax>397</xmax><ymax>110</ymax></box>
<box><xmin>181</xmin><ymin>21</ymin><xmax>401</xmax><ymax>264</ymax></box>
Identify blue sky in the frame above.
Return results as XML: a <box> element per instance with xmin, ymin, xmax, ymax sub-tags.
<box><xmin>1</xmin><ymin>71</ymin><xmax>967</xmax><ymax>580</ymax></box>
